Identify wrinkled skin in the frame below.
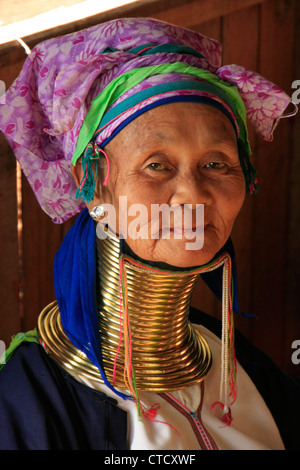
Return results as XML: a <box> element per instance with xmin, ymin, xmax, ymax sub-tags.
<box><xmin>73</xmin><ymin>102</ymin><xmax>245</xmax><ymax>268</ymax></box>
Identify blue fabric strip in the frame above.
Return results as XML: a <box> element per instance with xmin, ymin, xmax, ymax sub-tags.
<box><xmin>98</xmin><ymin>79</ymin><xmax>238</xmax><ymax>132</ymax></box>
<box><xmin>100</xmin><ymin>42</ymin><xmax>205</xmax><ymax>59</ymax></box>
<box><xmin>100</xmin><ymin>95</ymin><xmax>237</xmax><ymax>148</ymax></box>
<box><xmin>53</xmin><ymin>208</ymin><xmax>130</xmax><ymax>400</ymax></box>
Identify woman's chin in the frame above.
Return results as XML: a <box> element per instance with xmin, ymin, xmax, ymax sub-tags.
<box><xmin>161</xmin><ymin>250</ymin><xmax>218</xmax><ymax>268</ymax></box>
<box><xmin>130</xmin><ymin>237</ymin><xmax>223</xmax><ymax>269</ymax></box>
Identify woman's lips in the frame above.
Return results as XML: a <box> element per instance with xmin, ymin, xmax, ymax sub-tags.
<box><xmin>161</xmin><ymin>223</ymin><xmax>208</xmax><ymax>238</ymax></box>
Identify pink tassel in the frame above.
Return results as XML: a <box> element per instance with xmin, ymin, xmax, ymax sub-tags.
<box><xmin>142</xmin><ymin>403</ymin><xmax>181</xmax><ymax>436</ymax></box>
<box><xmin>112</xmin><ymin>261</ymin><xmax>123</xmax><ymax>385</ymax></box>
<box><xmin>143</xmin><ymin>403</ymin><xmax>160</xmax><ymax>420</ymax></box>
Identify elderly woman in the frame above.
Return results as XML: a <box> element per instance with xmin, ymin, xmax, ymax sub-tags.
<box><xmin>0</xmin><ymin>18</ymin><xmax>299</xmax><ymax>451</ymax></box>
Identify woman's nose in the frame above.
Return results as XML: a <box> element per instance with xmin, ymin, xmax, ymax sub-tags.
<box><xmin>169</xmin><ymin>171</ymin><xmax>213</xmax><ymax>207</ymax></box>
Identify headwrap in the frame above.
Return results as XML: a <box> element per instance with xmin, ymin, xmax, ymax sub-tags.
<box><xmin>0</xmin><ymin>17</ymin><xmax>295</xmax><ymax>223</ymax></box>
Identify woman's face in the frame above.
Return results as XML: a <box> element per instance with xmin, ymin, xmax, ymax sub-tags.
<box><xmin>99</xmin><ymin>102</ymin><xmax>245</xmax><ymax>267</ymax></box>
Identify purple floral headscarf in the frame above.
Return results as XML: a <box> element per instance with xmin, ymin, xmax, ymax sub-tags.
<box><xmin>0</xmin><ymin>18</ymin><xmax>295</xmax><ymax>223</ymax></box>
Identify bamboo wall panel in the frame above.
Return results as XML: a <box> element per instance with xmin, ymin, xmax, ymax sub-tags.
<box><xmin>0</xmin><ymin>0</ymin><xmax>299</xmax><ymax>378</ymax></box>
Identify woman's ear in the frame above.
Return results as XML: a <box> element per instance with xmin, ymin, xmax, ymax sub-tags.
<box><xmin>71</xmin><ymin>161</ymin><xmax>102</xmax><ymax>213</ymax></box>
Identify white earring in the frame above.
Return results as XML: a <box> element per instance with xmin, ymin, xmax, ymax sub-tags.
<box><xmin>90</xmin><ymin>205</ymin><xmax>105</xmax><ymax>220</ymax></box>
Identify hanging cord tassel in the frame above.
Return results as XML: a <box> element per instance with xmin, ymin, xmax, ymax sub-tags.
<box><xmin>75</xmin><ymin>143</ymin><xmax>99</xmax><ymax>202</ymax></box>
<box><xmin>211</xmin><ymin>255</ymin><xmax>237</xmax><ymax>426</ymax></box>
<box><xmin>117</xmin><ymin>252</ymin><xmax>237</xmax><ymax>425</ymax></box>
<box><xmin>141</xmin><ymin>401</ymin><xmax>181</xmax><ymax>436</ymax></box>
<box><xmin>118</xmin><ymin>255</ymin><xmax>144</xmax><ymax>420</ymax></box>
<box><xmin>112</xmin><ymin>258</ymin><xmax>124</xmax><ymax>386</ymax></box>
<box><xmin>75</xmin><ymin>143</ymin><xmax>110</xmax><ymax>202</ymax></box>
<box><xmin>117</xmin><ymin>256</ymin><xmax>182</xmax><ymax>425</ymax></box>
<box><xmin>238</xmin><ymin>139</ymin><xmax>259</xmax><ymax>195</ymax></box>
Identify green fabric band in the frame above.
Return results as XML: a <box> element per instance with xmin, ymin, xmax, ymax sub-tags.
<box><xmin>98</xmin><ymin>79</ymin><xmax>239</xmax><ymax>131</ymax></box>
<box><xmin>72</xmin><ymin>62</ymin><xmax>250</xmax><ymax>166</ymax></box>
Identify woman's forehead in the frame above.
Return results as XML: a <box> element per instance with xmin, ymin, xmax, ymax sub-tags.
<box><xmin>108</xmin><ymin>102</ymin><xmax>237</xmax><ymax>149</ymax></box>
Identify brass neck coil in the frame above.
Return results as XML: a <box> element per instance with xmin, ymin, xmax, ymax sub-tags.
<box><xmin>38</xmin><ymin>231</ymin><xmax>215</xmax><ymax>393</ymax></box>
<box><xmin>95</xmin><ymin>234</ymin><xmax>212</xmax><ymax>391</ymax></box>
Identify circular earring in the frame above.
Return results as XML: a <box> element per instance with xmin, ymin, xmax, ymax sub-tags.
<box><xmin>90</xmin><ymin>205</ymin><xmax>105</xmax><ymax>220</ymax></box>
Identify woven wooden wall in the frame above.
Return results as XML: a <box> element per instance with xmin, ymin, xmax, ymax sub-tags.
<box><xmin>0</xmin><ymin>0</ymin><xmax>299</xmax><ymax>377</ymax></box>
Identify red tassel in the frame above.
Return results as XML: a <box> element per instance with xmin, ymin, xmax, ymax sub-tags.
<box><xmin>211</xmin><ymin>401</ymin><xmax>233</xmax><ymax>426</ymax></box>
<box><xmin>142</xmin><ymin>403</ymin><xmax>181</xmax><ymax>436</ymax></box>
<box><xmin>143</xmin><ymin>403</ymin><xmax>160</xmax><ymax>420</ymax></box>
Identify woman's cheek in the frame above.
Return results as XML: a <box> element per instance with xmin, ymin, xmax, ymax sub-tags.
<box><xmin>221</xmin><ymin>174</ymin><xmax>246</xmax><ymax>217</ymax></box>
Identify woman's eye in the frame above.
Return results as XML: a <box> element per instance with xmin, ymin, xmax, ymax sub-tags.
<box><xmin>148</xmin><ymin>162</ymin><xmax>167</xmax><ymax>171</ymax></box>
<box><xmin>205</xmin><ymin>162</ymin><xmax>226</xmax><ymax>170</ymax></box>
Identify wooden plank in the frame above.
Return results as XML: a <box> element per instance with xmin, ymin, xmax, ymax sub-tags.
<box><xmin>0</xmin><ymin>136</ymin><xmax>20</xmax><ymax>346</ymax></box>
<box><xmin>222</xmin><ymin>5</ymin><xmax>260</xmax><ymax>338</ymax></box>
<box><xmin>0</xmin><ymin>0</ymin><xmax>193</xmax><ymax>50</ymax></box>
<box><xmin>0</xmin><ymin>0</ymin><xmax>269</xmax><ymax>33</ymax></box>
<box><xmin>0</xmin><ymin>0</ymin><xmax>268</xmax><ymax>55</ymax></box>
<box><xmin>250</xmin><ymin>0</ymin><xmax>296</xmax><ymax>367</ymax></box>
<box><xmin>284</xmin><ymin>0</ymin><xmax>300</xmax><ymax>377</ymax></box>
<box><xmin>0</xmin><ymin>59</ymin><xmax>28</xmax><ymax>345</ymax></box>
<box><xmin>20</xmin><ymin>177</ymin><xmax>57</xmax><ymax>331</ymax></box>
<box><xmin>1</xmin><ymin>0</ymin><xmax>149</xmax><ymax>44</ymax></box>
<box><xmin>1</xmin><ymin>0</ymin><xmax>87</xmax><ymax>26</ymax></box>
<box><xmin>152</xmin><ymin>0</ymin><xmax>268</xmax><ymax>28</ymax></box>
<box><xmin>20</xmin><ymin>175</ymin><xmax>68</xmax><ymax>331</ymax></box>
<box><xmin>192</xmin><ymin>15</ymin><xmax>222</xmax><ymax>42</ymax></box>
